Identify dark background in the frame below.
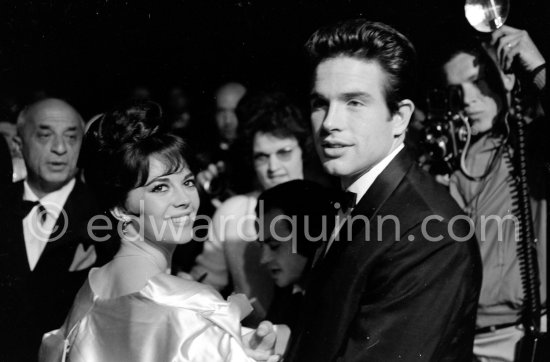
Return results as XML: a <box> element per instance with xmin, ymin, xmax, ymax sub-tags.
<box><xmin>0</xmin><ymin>0</ymin><xmax>548</xmax><ymax>118</ymax></box>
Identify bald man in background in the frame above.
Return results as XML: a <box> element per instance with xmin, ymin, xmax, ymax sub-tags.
<box><xmin>0</xmin><ymin>99</ymin><xmax>109</xmax><ymax>361</ymax></box>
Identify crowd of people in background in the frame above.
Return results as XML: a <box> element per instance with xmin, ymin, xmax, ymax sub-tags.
<box><xmin>0</xmin><ymin>17</ymin><xmax>547</xmax><ymax>362</ymax></box>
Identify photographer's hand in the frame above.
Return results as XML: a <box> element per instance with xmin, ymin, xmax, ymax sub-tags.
<box><xmin>491</xmin><ymin>25</ymin><xmax>545</xmax><ymax>74</ymax></box>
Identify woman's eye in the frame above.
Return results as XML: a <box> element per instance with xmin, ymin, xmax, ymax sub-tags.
<box><xmin>184</xmin><ymin>178</ymin><xmax>196</xmax><ymax>187</ymax></box>
<box><xmin>151</xmin><ymin>184</ymin><xmax>168</xmax><ymax>193</ymax></box>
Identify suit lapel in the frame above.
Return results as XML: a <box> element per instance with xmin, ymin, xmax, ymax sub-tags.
<box><xmin>315</xmin><ymin>149</ymin><xmax>415</xmax><ymax>272</ymax></box>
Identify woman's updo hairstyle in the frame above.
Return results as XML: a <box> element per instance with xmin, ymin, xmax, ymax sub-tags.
<box><xmin>82</xmin><ymin>100</ymin><xmax>197</xmax><ymax>211</ymax></box>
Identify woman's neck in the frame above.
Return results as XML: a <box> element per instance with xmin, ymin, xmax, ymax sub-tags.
<box><xmin>116</xmin><ymin>237</ymin><xmax>175</xmax><ymax>274</ymax></box>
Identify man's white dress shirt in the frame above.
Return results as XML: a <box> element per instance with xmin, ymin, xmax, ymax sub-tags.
<box><xmin>23</xmin><ymin>179</ymin><xmax>76</xmax><ymax>270</ymax></box>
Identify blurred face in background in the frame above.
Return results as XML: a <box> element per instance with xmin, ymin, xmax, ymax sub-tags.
<box><xmin>215</xmin><ymin>82</ymin><xmax>246</xmax><ymax>143</ymax></box>
<box><xmin>260</xmin><ymin>208</ymin><xmax>308</xmax><ymax>288</ymax></box>
<box><xmin>252</xmin><ymin>132</ymin><xmax>304</xmax><ymax>190</ymax></box>
<box><xmin>0</xmin><ymin>121</ymin><xmax>21</xmax><ymax>158</ymax></box>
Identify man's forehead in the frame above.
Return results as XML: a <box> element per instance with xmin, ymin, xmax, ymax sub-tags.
<box><xmin>216</xmin><ymin>84</ymin><xmax>246</xmax><ymax>108</ymax></box>
<box><xmin>27</xmin><ymin>101</ymin><xmax>82</xmax><ymax>129</ymax></box>
<box><xmin>312</xmin><ymin>56</ymin><xmax>387</xmax><ymax>95</ymax></box>
<box><xmin>444</xmin><ymin>52</ymin><xmax>481</xmax><ymax>84</ymax></box>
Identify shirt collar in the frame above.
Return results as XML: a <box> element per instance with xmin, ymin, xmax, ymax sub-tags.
<box><xmin>23</xmin><ymin>178</ymin><xmax>76</xmax><ymax>221</ymax></box>
<box><xmin>347</xmin><ymin>143</ymin><xmax>404</xmax><ymax>204</ymax></box>
<box><xmin>292</xmin><ymin>284</ymin><xmax>305</xmax><ymax>295</ymax></box>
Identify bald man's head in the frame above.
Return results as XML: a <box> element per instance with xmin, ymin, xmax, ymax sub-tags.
<box><xmin>215</xmin><ymin>82</ymin><xmax>246</xmax><ymax>143</ymax></box>
<box><xmin>17</xmin><ymin>98</ymin><xmax>84</xmax><ymax>197</ymax></box>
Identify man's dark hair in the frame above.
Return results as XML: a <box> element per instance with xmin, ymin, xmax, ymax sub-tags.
<box><xmin>305</xmin><ymin>19</ymin><xmax>417</xmax><ymax>114</ymax></box>
<box><xmin>438</xmin><ymin>38</ymin><xmax>510</xmax><ymax>134</ymax></box>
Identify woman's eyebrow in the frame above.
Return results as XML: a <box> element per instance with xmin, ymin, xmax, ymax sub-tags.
<box><xmin>144</xmin><ymin>176</ymin><xmax>170</xmax><ymax>187</ymax></box>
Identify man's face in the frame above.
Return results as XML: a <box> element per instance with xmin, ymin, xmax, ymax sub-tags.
<box><xmin>260</xmin><ymin>208</ymin><xmax>308</xmax><ymax>288</ymax></box>
<box><xmin>215</xmin><ymin>84</ymin><xmax>245</xmax><ymax>142</ymax></box>
<box><xmin>252</xmin><ymin>132</ymin><xmax>303</xmax><ymax>190</ymax></box>
<box><xmin>443</xmin><ymin>52</ymin><xmax>503</xmax><ymax>135</ymax></box>
<box><xmin>311</xmin><ymin>56</ymin><xmax>403</xmax><ymax>187</ymax></box>
<box><xmin>20</xmin><ymin>100</ymin><xmax>83</xmax><ymax>194</ymax></box>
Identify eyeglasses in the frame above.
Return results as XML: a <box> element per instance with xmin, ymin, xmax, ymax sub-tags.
<box><xmin>253</xmin><ymin>145</ymin><xmax>298</xmax><ymax>166</ymax></box>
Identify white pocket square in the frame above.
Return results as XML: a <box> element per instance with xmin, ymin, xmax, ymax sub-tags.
<box><xmin>69</xmin><ymin>244</ymin><xmax>97</xmax><ymax>272</ymax></box>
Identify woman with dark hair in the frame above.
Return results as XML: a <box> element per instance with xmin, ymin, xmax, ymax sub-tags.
<box><xmin>190</xmin><ymin>92</ymin><xmax>312</xmax><ymax>326</ymax></box>
<box><xmin>255</xmin><ymin>180</ymin><xmax>335</xmax><ymax>330</ymax></box>
<box><xmin>39</xmin><ymin>101</ymin><xmax>280</xmax><ymax>362</ymax></box>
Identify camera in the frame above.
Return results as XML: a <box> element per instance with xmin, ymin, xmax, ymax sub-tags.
<box><xmin>420</xmin><ymin>87</ymin><xmax>469</xmax><ymax>175</ymax></box>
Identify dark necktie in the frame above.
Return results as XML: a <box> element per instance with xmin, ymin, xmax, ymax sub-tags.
<box><xmin>312</xmin><ymin>190</ymin><xmax>357</xmax><ymax>267</ymax></box>
<box><xmin>20</xmin><ymin>200</ymin><xmax>48</xmax><ymax>224</ymax></box>
<box><xmin>330</xmin><ymin>190</ymin><xmax>357</xmax><ymax>213</ymax></box>
<box><xmin>36</xmin><ymin>203</ymin><xmax>48</xmax><ymax>224</ymax></box>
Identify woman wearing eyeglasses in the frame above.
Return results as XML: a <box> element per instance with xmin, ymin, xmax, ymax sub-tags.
<box><xmin>190</xmin><ymin>92</ymin><xmax>312</xmax><ymax>326</ymax></box>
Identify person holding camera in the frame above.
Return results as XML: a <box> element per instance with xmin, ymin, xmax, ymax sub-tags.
<box><xmin>441</xmin><ymin>25</ymin><xmax>547</xmax><ymax>361</ymax></box>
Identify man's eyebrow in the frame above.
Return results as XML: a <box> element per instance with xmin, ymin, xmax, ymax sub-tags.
<box><xmin>309</xmin><ymin>92</ymin><xmax>327</xmax><ymax>101</ymax></box>
<box><xmin>339</xmin><ymin>91</ymin><xmax>372</xmax><ymax>101</ymax></box>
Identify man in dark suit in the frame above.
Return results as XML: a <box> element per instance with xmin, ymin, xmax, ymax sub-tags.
<box><xmin>0</xmin><ymin>99</ymin><xmax>109</xmax><ymax>361</ymax></box>
<box><xmin>285</xmin><ymin>20</ymin><xmax>482</xmax><ymax>361</ymax></box>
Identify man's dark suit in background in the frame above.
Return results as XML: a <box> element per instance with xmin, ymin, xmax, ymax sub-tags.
<box><xmin>0</xmin><ymin>181</ymin><xmax>109</xmax><ymax>361</ymax></box>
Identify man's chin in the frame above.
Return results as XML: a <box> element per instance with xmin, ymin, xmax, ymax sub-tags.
<box><xmin>45</xmin><ymin>174</ymin><xmax>71</xmax><ymax>184</ymax></box>
<box><xmin>41</xmin><ymin>173</ymin><xmax>74</xmax><ymax>189</ymax></box>
<box><xmin>470</xmin><ymin>119</ymin><xmax>493</xmax><ymax>135</ymax></box>
<box><xmin>322</xmin><ymin>159</ymin><xmax>348</xmax><ymax>177</ymax></box>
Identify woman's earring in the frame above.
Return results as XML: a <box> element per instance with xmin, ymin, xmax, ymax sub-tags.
<box><xmin>122</xmin><ymin>219</ymin><xmax>130</xmax><ymax>235</ymax></box>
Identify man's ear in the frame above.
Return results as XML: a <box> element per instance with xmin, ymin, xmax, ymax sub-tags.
<box><xmin>391</xmin><ymin>99</ymin><xmax>415</xmax><ymax>137</ymax></box>
<box><xmin>110</xmin><ymin>206</ymin><xmax>130</xmax><ymax>222</ymax></box>
<box><xmin>12</xmin><ymin>135</ymin><xmax>23</xmax><ymax>155</ymax></box>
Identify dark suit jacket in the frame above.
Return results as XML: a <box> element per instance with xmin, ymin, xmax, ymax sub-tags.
<box><xmin>0</xmin><ymin>180</ymin><xmax>115</xmax><ymax>362</ymax></box>
<box><xmin>286</xmin><ymin>149</ymin><xmax>482</xmax><ymax>362</ymax></box>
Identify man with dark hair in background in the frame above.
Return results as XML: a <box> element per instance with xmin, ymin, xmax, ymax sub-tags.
<box><xmin>285</xmin><ymin>19</ymin><xmax>482</xmax><ymax>362</ymax></box>
<box><xmin>441</xmin><ymin>25</ymin><xmax>547</xmax><ymax>362</ymax></box>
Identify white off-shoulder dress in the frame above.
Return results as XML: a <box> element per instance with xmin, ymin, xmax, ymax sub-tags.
<box><xmin>39</xmin><ymin>268</ymin><xmax>256</xmax><ymax>362</ymax></box>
